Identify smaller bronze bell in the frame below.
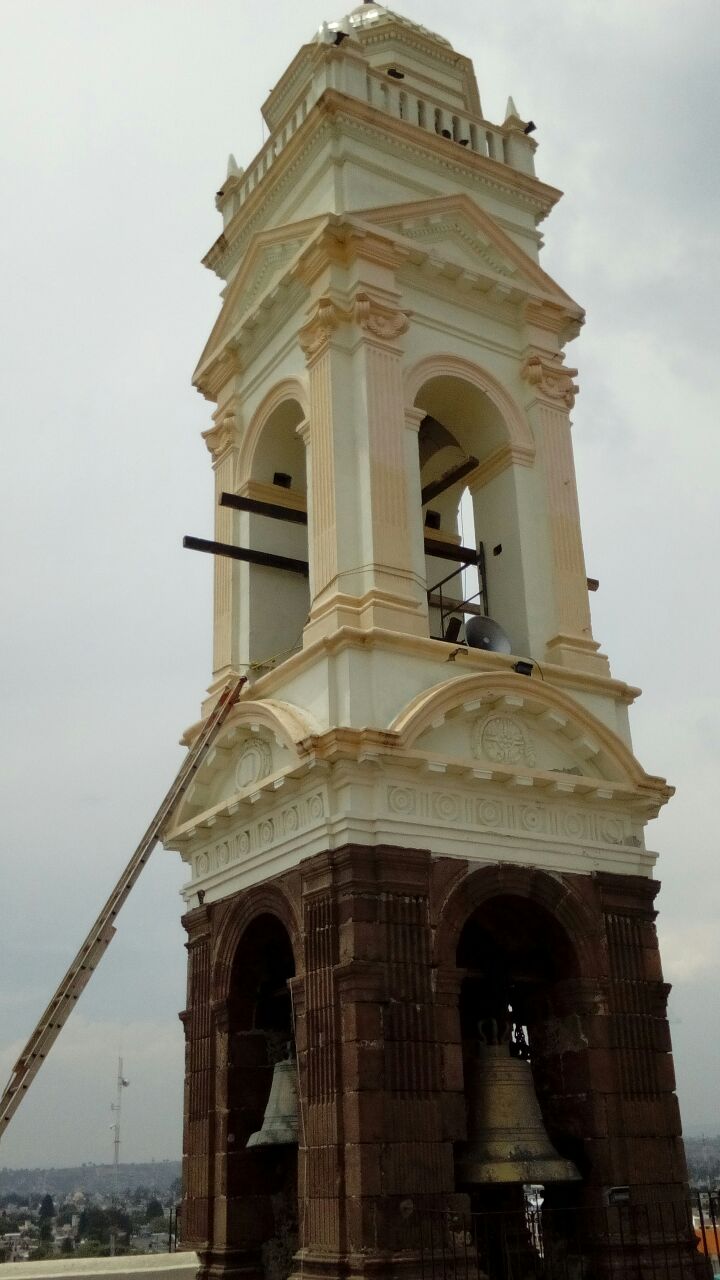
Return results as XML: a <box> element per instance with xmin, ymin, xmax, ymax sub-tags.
<box><xmin>247</xmin><ymin>1054</ymin><xmax>299</xmax><ymax>1148</ymax></box>
<box><xmin>456</xmin><ymin>1023</ymin><xmax>580</xmax><ymax>1186</ymax></box>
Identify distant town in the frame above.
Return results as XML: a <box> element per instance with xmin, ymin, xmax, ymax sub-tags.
<box><xmin>0</xmin><ymin>1144</ymin><xmax>718</xmax><ymax>1262</ymax></box>
<box><xmin>0</xmin><ymin>1161</ymin><xmax>180</xmax><ymax>1262</ymax></box>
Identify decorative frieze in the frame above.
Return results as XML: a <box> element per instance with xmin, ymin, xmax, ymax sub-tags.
<box><xmin>385</xmin><ymin>781</ymin><xmax>629</xmax><ymax>848</ymax></box>
<box><xmin>191</xmin><ymin>791</ymin><xmax>326</xmax><ymax>881</ymax></box>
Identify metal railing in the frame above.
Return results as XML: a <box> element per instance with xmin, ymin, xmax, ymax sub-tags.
<box><xmin>416</xmin><ymin>1196</ymin><xmax>719</xmax><ymax>1280</ymax></box>
<box><xmin>427</xmin><ymin>542</ymin><xmax>488</xmax><ymax>642</ymax></box>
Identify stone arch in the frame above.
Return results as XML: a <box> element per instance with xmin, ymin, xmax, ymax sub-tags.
<box><xmin>212</xmin><ymin>881</ymin><xmax>302</xmax><ymax>1004</ymax></box>
<box><xmin>211</xmin><ymin>886</ymin><xmax>302</xmax><ymax>1278</ymax></box>
<box><xmin>233</xmin><ymin>378</ymin><xmax>310</xmax><ymax>667</ymax></box>
<box><xmin>438</xmin><ymin>864</ymin><xmax>604</xmax><ymax>1207</ymax></box>
<box><xmin>236</xmin><ymin>377</ymin><xmax>309</xmax><ymax>489</ymax></box>
<box><xmin>434</xmin><ymin>862</ymin><xmax>601</xmax><ymax>979</ymax></box>
<box><xmin>404</xmin><ymin>354</ymin><xmax>535</xmax><ymax>650</ymax></box>
<box><xmin>404</xmin><ymin>352</ymin><xmax>535</xmax><ymax>459</ymax></box>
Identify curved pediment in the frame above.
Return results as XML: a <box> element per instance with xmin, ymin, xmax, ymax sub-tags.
<box><xmin>171</xmin><ymin>698</ymin><xmax>319</xmax><ymax>829</ymax></box>
<box><xmin>389</xmin><ymin>671</ymin><xmax>668</xmax><ymax>796</ymax></box>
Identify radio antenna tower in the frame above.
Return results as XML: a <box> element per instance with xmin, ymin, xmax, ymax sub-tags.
<box><xmin>111</xmin><ymin>1057</ymin><xmax>129</xmax><ymax>1205</ymax></box>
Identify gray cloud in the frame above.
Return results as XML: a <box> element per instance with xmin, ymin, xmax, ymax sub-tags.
<box><xmin>2</xmin><ymin>0</ymin><xmax>718</xmax><ymax>1163</ymax></box>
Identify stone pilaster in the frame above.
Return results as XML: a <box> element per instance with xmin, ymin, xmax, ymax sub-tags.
<box><xmin>297</xmin><ymin>236</ymin><xmax>428</xmax><ymax>645</ymax></box>
<box><xmin>520</xmin><ymin>349</ymin><xmax>609</xmax><ymax>675</ymax></box>
<box><xmin>202</xmin><ymin>406</ymin><xmax>242</xmax><ymax>692</ymax></box>
<box><xmin>180</xmin><ymin>905</ymin><xmax>214</xmax><ymax>1254</ymax></box>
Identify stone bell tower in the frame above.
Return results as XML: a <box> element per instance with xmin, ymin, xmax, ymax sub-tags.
<box><xmin>165</xmin><ymin>7</ymin><xmax>695</xmax><ymax>1280</ymax></box>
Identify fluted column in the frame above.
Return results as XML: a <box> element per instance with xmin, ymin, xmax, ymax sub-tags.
<box><xmin>298</xmin><ymin>243</ymin><xmax>429</xmax><ymax>644</ymax></box>
<box><xmin>520</xmin><ymin>349</ymin><xmax>609</xmax><ymax>674</ymax></box>
<box><xmin>203</xmin><ymin>406</ymin><xmax>242</xmax><ymax>692</ymax></box>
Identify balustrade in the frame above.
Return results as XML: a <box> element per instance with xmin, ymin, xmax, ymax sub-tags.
<box><xmin>224</xmin><ymin>60</ymin><xmax>533</xmax><ymax>220</ymax></box>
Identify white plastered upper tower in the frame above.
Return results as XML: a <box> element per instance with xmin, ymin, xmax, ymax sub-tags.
<box><xmin>165</xmin><ymin>5</ymin><xmax>672</xmax><ymax>903</ymax></box>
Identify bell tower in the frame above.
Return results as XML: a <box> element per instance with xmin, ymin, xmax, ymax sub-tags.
<box><xmin>166</xmin><ymin>8</ymin><xmax>696</xmax><ymax>1280</ymax></box>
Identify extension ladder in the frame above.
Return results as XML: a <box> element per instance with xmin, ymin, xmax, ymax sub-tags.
<box><xmin>0</xmin><ymin>676</ymin><xmax>245</xmax><ymax>1139</ymax></box>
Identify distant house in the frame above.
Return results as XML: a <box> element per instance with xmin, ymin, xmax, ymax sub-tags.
<box><xmin>696</xmin><ymin>1226</ymin><xmax>720</xmax><ymax>1274</ymax></box>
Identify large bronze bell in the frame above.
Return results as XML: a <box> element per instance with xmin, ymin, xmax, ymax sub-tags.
<box><xmin>456</xmin><ymin>1025</ymin><xmax>580</xmax><ymax>1186</ymax></box>
<box><xmin>247</xmin><ymin>1054</ymin><xmax>299</xmax><ymax>1148</ymax></box>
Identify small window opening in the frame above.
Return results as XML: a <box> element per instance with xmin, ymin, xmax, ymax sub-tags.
<box><xmin>273</xmin><ymin>471</ymin><xmax>292</xmax><ymax>489</ymax></box>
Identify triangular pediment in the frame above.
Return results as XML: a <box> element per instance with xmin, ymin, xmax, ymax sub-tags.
<box><xmin>355</xmin><ymin>194</ymin><xmax>583</xmax><ymax>315</ymax></box>
<box><xmin>193</xmin><ymin>215</ymin><xmax>325</xmax><ymax>389</ymax></box>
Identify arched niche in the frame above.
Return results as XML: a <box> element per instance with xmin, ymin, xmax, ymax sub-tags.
<box><xmin>455</xmin><ymin>896</ymin><xmax>587</xmax><ymax>1213</ymax></box>
<box><xmin>437</xmin><ymin>867</ymin><xmax>602</xmax><ymax>1219</ymax></box>
<box><xmin>407</xmin><ymin>356</ymin><xmax>536</xmax><ymax>657</ymax></box>
<box><xmin>235</xmin><ymin>384</ymin><xmax>310</xmax><ymax>670</ymax></box>
<box><xmin>221</xmin><ymin>911</ymin><xmax>299</xmax><ymax>1280</ymax></box>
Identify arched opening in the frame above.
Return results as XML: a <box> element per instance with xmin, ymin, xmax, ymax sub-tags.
<box><xmin>415</xmin><ymin>374</ymin><xmax>529</xmax><ymax>654</ymax></box>
<box><xmin>241</xmin><ymin>395</ymin><xmax>309</xmax><ymax>669</ymax></box>
<box><xmin>225</xmin><ymin>914</ymin><xmax>298</xmax><ymax>1280</ymax></box>
<box><xmin>453</xmin><ymin>895</ymin><xmax>586</xmax><ymax>1277</ymax></box>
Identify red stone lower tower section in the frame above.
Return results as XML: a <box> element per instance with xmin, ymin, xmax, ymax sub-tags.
<box><xmin>180</xmin><ymin>850</ymin><xmax>698</xmax><ymax>1280</ymax></box>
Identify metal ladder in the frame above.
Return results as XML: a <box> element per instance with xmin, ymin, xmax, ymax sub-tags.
<box><xmin>0</xmin><ymin>676</ymin><xmax>245</xmax><ymax>1140</ymax></box>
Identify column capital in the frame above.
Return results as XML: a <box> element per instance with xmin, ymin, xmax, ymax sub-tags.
<box><xmin>353</xmin><ymin>290</ymin><xmax>411</xmax><ymax>343</ymax></box>
<box><xmin>520</xmin><ymin>349</ymin><xmax>579</xmax><ymax>410</ymax></box>
<box><xmin>298</xmin><ymin>296</ymin><xmax>343</xmax><ymax>361</ymax></box>
<box><xmin>299</xmin><ymin>291</ymin><xmax>411</xmax><ymax>363</ymax></box>
<box><xmin>202</xmin><ymin>409</ymin><xmax>240</xmax><ymax>463</ymax></box>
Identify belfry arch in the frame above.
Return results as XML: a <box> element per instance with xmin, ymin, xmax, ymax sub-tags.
<box><xmin>211</xmin><ymin>908</ymin><xmax>300</xmax><ymax>1280</ymax></box>
<box><xmin>407</xmin><ymin>356</ymin><xmax>537</xmax><ymax>655</ymax></box>
<box><xmin>235</xmin><ymin>384</ymin><xmax>310</xmax><ymax>669</ymax></box>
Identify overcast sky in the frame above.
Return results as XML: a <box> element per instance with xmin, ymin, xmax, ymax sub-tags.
<box><xmin>1</xmin><ymin>0</ymin><xmax>718</xmax><ymax>1170</ymax></box>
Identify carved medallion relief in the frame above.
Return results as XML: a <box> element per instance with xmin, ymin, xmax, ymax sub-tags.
<box><xmin>472</xmin><ymin>715</ymin><xmax>536</xmax><ymax>767</ymax></box>
<box><xmin>234</xmin><ymin>738</ymin><xmax>273</xmax><ymax>791</ymax></box>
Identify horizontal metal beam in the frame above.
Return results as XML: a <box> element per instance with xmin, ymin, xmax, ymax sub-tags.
<box><xmin>183</xmin><ymin>535</ymin><xmax>309</xmax><ymax>577</ymax></box>
<box><xmin>220</xmin><ymin>491</ymin><xmax>308</xmax><ymax>525</ymax></box>
<box><xmin>424</xmin><ymin>538</ymin><xmax>480</xmax><ymax>565</ymax></box>
<box><xmin>421</xmin><ymin>456</ymin><xmax>479</xmax><ymax>506</ymax></box>
<box><xmin>187</xmin><ymin>535</ymin><xmax>475</xmax><ymax>572</ymax></box>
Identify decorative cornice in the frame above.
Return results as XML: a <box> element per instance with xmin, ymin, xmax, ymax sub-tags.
<box><xmin>248</xmin><ymin>623</ymin><xmax>643</xmax><ymax>710</ymax></box>
<box><xmin>520</xmin><ymin>353</ymin><xmax>579</xmax><ymax>409</ymax></box>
